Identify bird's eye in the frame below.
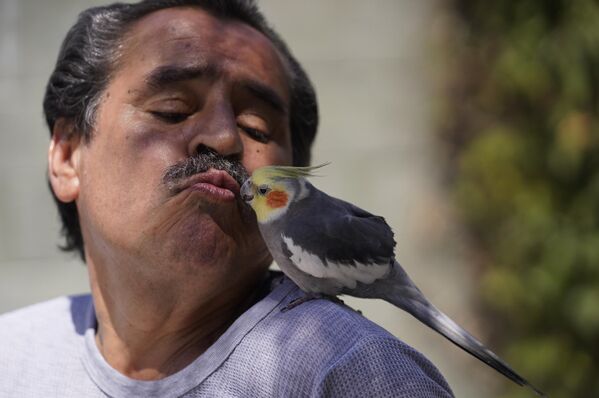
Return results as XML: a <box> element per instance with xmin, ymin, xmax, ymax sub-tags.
<box><xmin>258</xmin><ymin>185</ymin><xmax>271</xmax><ymax>195</ymax></box>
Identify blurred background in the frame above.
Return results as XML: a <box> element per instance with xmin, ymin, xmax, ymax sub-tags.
<box><xmin>1</xmin><ymin>0</ymin><xmax>597</xmax><ymax>397</ymax></box>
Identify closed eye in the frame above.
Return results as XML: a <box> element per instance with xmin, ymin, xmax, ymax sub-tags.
<box><xmin>150</xmin><ymin>111</ymin><xmax>190</xmax><ymax>124</ymax></box>
<box><xmin>239</xmin><ymin>125</ymin><xmax>270</xmax><ymax>143</ymax></box>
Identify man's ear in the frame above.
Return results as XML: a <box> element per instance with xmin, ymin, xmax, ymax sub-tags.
<box><xmin>48</xmin><ymin>118</ymin><xmax>82</xmax><ymax>203</ymax></box>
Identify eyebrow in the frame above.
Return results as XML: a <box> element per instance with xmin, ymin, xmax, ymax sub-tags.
<box><xmin>144</xmin><ymin>64</ymin><xmax>219</xmax><ymax>89</ymax></box>
<box><xmin>143</xmin><ymin>64</ymin><xmax>288</xmax><ymax>115</ymax></box>
<box><xmin>239</xmin><ymin>79</ymin><xmax>288</xmax><ymax>115</ymax></box>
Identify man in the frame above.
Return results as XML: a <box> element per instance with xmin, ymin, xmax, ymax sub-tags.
<box><xmin>0</xmin><ymin>1</ymin><xmax>453</xmax><ymax>397</ymax></box>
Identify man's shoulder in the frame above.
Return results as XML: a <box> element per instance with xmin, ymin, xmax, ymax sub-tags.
<box><xmin>274</xmin><ymin>294</ymin><xmax>396</xmax><ymax>343</ymax></box>
<box><xmin>237</xmin><ymin>283</ymin><xmax>454</xmax><ymax>397</ymax></box>
<box><xmin>0</xmin><ymin>294</ymin><xmax>90</xmax><ymax>327</ymax></box>
<box><xmin>0</xmin><ymin>294</ymin><xmax>97</xmax><ymax>397</ymax></box>
<box><xmin>251</xmin><ymin>280</ymin><xmax>396</xmax><ymax>351</ymax></box>
<box><xmin>0</xmin><ymin>294</ymin><xmax>91</xmax><ymax>348</ymax></box>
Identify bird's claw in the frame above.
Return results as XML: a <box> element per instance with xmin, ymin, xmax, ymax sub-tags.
<box><xmin>281</xmin><ymin>293</ymin><xmax>345</xmax><ymax>312</ymax></box>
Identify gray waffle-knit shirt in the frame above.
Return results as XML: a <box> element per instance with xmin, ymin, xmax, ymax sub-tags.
<box><xmin>0</xmin><ymin>275</ymin><xmax>454</xmax><ymax>397</ymax></box>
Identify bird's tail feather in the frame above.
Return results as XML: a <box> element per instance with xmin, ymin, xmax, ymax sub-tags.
<box><xmin>381</xmin><ymin>262</ymin><xmax>545</xmax><ymax>397</ymax></box>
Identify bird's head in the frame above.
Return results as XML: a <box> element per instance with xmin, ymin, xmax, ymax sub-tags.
<box><xmin>241</xmin><ymin>164</ymin><xmax>328</xmax><ymax>224</ymax></box>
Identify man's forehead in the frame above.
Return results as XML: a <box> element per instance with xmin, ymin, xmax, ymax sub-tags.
<box><xmin>125</xmin><ymin>7</ymin><xmax>225</xmax><ymax>49</ymax></box>
<box><xmin>118</xmin><ymin>6</ymin><xmax>288</xmax><ymax>84</ymax></box>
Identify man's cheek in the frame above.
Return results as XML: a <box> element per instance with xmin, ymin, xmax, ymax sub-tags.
<box><xmin>243</xmin><ymin>147</ymin><xmax>292</xmax><ymax>174</ymax></box>
<box><xmin>145</xmin><ymin>190</ymin><xmax>206</xmax><ymax>237</ymax></box>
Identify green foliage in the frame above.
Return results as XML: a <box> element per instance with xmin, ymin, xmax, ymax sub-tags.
<box><xmin>441</xmin><ymin>1</ymin><xmax>599</xmax><ymax>396</ymax></box>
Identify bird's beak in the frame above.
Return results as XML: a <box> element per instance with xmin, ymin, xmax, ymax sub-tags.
<box><xmin>240</xmin><ymin>180</ymin><xmax>254</xmax><ymax>203</ymax></box>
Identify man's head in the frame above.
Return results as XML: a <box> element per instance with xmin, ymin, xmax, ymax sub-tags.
<box><xmin>44</xmin><ymin>0</ymin><xmax>318</xmax><ymax>264</ymax></box>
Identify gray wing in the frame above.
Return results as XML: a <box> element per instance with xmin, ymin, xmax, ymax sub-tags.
<box><xmin>281</xmin><ymin>187</ymin><xmax>395</xmax><ymax>289</ymax></box>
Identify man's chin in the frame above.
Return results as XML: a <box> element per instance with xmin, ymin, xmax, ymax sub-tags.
<box><xmin>138</xmin><ymin>188</ymin><xmax>259</xmax><ymax>259</ymax></box>
<box><xmin>190</xmin><ymin>194</ymin><xmax>250</xmax><ymax>226</ymax></box>
<box><xmin>161</xmin><ymin>187</ymin><xmax>248</xmax><ymax>226</ymax></box>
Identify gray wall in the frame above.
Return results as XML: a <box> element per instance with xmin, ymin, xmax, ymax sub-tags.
<box><xmin>0</xmin><ymin>1</ymin><xmax>501</xmax><ymax>396</ymax></box>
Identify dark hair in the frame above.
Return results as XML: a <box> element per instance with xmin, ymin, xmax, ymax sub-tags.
<box><xmin>43</xmin><ymin>0</ymin><xmax>318</xmax><ymax>260</ymax></box>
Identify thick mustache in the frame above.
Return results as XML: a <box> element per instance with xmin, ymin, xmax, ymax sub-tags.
<box><xmin>162</xmin><ymin>149</ymin><xmax>249</xmax><ymax>191</ymax></box>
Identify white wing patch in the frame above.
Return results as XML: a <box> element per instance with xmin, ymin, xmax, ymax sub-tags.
<box><xmin>282</xmin><ymin>235</ymin><xmax>390</xmax><ymax>289</ymax></box>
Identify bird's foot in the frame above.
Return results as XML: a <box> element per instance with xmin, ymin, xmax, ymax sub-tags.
<box><xmin>281</xmin><ymin>293</ymin><xmax>344</xmax><ymax>312</ymax></box>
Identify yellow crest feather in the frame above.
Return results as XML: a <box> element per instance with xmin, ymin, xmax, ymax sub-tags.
<box><xmin>251</xmin><ymin>162</ymin><xmax>330</xmax><ymax>184</ymax></box>
<box><xmin>248</xmin><ymin>163</ymin><xmax>329</xmax><ymax>223</ymax></box>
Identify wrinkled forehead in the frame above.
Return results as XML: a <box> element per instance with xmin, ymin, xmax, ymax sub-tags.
<box><xmin>114</xmin><ymin>6</ymin><xmax>290</xmax><ymax>96</ymax></box>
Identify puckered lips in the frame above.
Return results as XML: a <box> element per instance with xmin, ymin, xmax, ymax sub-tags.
<box><xmin>175</xmin><ymin>169</ymin><xmax>240</xmax><ymax>203</ymax></box>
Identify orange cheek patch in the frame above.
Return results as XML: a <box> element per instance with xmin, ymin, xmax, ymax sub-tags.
<box><xmin>266</xmin><ymin>190</ymin><xmax>288</xmax><ymax>208</ymax></box>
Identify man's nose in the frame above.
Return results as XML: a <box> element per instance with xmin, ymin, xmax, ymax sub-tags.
<box><xmin>187</xmin><ymin>99</ymin><xmax>243</xmax><ymax>158</ymax></box>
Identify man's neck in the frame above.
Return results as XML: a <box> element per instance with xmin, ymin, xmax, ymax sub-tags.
<box><xmin>87</xmin><ymin>257</ymin><xmax>268</xmax><ymax>380</ymax></box>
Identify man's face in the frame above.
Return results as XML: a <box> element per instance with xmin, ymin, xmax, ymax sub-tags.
<box><xmin>73</xmin><ymin>8</ymin><xmax>292</xmax><ymax>283</ymax></box>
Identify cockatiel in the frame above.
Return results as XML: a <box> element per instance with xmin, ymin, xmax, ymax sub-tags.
<box><xmin>240</xmin><ymin>164</ymin><xmax>545</xmax><ymax>397</ymax></box>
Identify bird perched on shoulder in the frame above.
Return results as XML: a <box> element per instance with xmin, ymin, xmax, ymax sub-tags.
<box><xmin>240</xmin><ymin>164</ymin><xmax>545</xmax><ymax>397</ymax></box>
